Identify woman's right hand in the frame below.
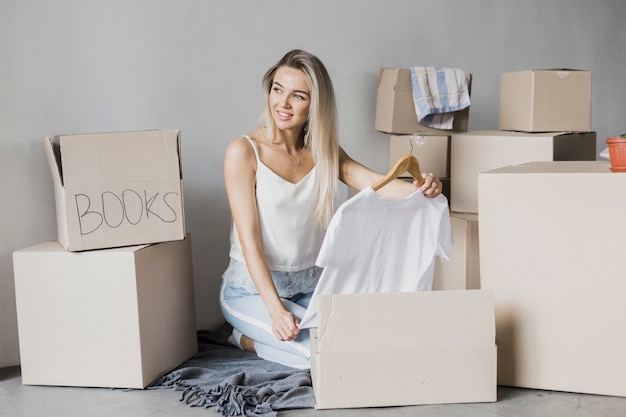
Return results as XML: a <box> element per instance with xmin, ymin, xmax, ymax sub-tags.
<box><xmin>271</xmin><ymin>308</ymin><xmax>300</xmax><ymax>341</ymax></box>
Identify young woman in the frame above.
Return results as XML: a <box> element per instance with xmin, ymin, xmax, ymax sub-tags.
<box><xmin>220</xmin><ymin>49</ymin><xmax>442</xmax><ymax>369</ymax></box>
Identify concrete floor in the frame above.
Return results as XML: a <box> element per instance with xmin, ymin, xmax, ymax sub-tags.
<box><xmin>2</xmin><ymin>366</ymin><xmax>626</xmax><ymax>417</ymax></box>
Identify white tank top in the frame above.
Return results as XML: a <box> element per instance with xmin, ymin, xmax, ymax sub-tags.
<box><xmin>229</xmin><ymin>136</ymin><xmax>325</xmax><ymax>272</ymax></box>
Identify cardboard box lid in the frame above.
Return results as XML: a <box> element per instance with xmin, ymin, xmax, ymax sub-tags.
<box><xmin>481</xmin><ymin>160</ymin><xmax>612</xmax><ymax>176</ymax></box>
<box><xmin>49</xmin><ymin>129</ymin><xmax>182</xmax><ymax>187</ymax></box>
<box><xmin>316</xmin><ymin>290</ymin><xmax>494</xmax><ymax>352</ymax></box>
<box><xmin>501</xmin><ymin>69</ymin><xmax>591</xmax><ymax>85</ymax></box>
<box><xmin>454</xmin><ymin>130</ymin><xmax>571</xmax><ymax>139</ymax></box>
<box><xmin>507</xmin><ymin>68</ymin><xmax>590</xmax><ymax>74</ymax></box>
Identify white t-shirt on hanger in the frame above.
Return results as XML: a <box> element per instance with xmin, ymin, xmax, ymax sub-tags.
<box><xmin>299</xmin><ymin>186</ymin><xmax>452</xmax><ymax>329</ymax></box>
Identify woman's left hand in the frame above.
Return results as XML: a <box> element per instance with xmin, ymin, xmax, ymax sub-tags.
<box><xmin>417</xmin><ymin>173</ymin><xmax>442</xmax><ymax>198</ymax></box>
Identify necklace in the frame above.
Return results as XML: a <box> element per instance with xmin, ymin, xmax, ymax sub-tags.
<box><xmin>268</xmin><ymin>137</ymin><xmax>303</xmax><ymax>166</ymax></box>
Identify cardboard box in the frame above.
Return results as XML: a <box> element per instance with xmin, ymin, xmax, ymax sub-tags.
<box><xmin>44</xmin><ymin>129</ymin><xmax>185</xmax><ymax>251</ymax></box>
<box><xmin>500</xmin><ymin>69</ymin><xmax>591</xmax><ymax>132</ymax></box>
<box><xmin>478</xmin><ymin>161</ymin><xmax>626</xmax><ymax>396</ymax></box>
<box><xmin>433</xmin><ymin>212</ymin><xmax>480</xmax><ymax>290</ymax></box>
<box><xmin>375</xmin><ymin>68</ymin><xmax>471</xmax><ymax>135</ymax></box>
<box><xmin>13</xmin><ymin>235</ymin><xmax>197</xmax><ymax>389</ymax></box>
<box><xmin>389</xmin><ymin>134</ymin><xmax>450</xmax><ymax>178</ymax></box>
<box><xmin>451</xmin><ymin>130</ymin><xmax>596</xmax><ymax>213</ymax></box>
<box><xmin>310</xmin><ymin>291</ymin><xmax>497</xmax><ymax>409</ymax></box>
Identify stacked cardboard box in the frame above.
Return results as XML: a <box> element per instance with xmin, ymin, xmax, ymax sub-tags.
<box><xmin>13</xmin><ymin>129</ymin><xmax>197</xmax><ymax>389</ymax></box>
<box><xmin>432</xmin><ymin>212</ymin><xmax>479</xmax><ymax>291</ymax></box>
<box><xmin>478</xmin><ymin>161</ymin><xmax>625</xmax><ymax>397</ymax></box>
<box><xmin>451</xmin><ymin>130</ymin><xmax>596</xmax><ymax>213</ymax></box>
<box><xmin>44</xmin><ymin>130</ymin><xmax>187</xmax><ymax>251</ymax></box>
<box><xmin>499</xmin><ymin>69</ymin><xmax>591</xmax><ymax>133</ymax></box>
<box><xmin>375</xmin><ymin>67</ymin><xmax>482</xmax><ymax>291</ymax></box>
<box><xmin>473</xmin><ymin>70</ymin><xmax>622</xmax><ymax>396</ymax></box>
<box><xmin>376</xmin><ymin>67</ymin><xmax>473</xmax><ymax>207</ymax></box>
<box><xmin>447</xmin><ymin>69</ymin><xmax>595</xmax><ymax>292</ymax></box>
<box><xmin>359</xmin><ymin>67</ymin><xmax>606</xmax><ymax>400</ymax></box>
<box><xmin>375</xmin><ymin>67</ymin><xmax>471</xmax><ymax>136</ymax></box>
<box><xmin>452</xmin><ymin>69</ymin><xmax>594</xmax><ymax>213</ymax></box>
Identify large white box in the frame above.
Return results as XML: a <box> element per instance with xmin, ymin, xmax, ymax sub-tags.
<box><xmin>375</xmin><ymin>68</ymin><xmax>471</xmax><ymax>135</ymax></box>
<box><xmin>310</xmin><ymin>291</ymin><xmax>497</xmax><ymax>409</ymax></box>
<box><xmin>13</xmin><ymin>235</ymin><xmax>197</xmax><ymax>389</ymax></box>
<box><xmin>478</xmin><ymin>161</ymin><xmax>626</xmax><ymax>396</ymax></box>
<box><xmin>389</xmin><ymin>134</ymin><xmax>449</xmax><ymax>178</ymax></box>
<box><xmin>500</xmin><ymin>69</ymin><xmax>591</xmax><ymax>132</ymax></box>
<box><xmin>44</xmin><ymin>129</ymin><xmax>186</xmax><ymax>251</ymax></box>
<box><xmin>433</xmin><ymin>212</ymin><xmax>480</xmax><ymax>290</ymax></box>
<box><xmin>451</xmin><ymin>130</ymin><xmax>596</xmax><ymax>213</ymax></box>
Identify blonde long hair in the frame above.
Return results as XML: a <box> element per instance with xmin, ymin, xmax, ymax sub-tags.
<box><xmin>258</xmin><ymin>49</ymin><xmax>339</xmax><ymax>226</ymax></box>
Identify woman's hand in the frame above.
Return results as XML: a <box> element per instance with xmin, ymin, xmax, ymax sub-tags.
<box><xmin>271</xmin><ymin>308</ymin><xmax>300</xmax><ymax>341</ymax></box>
<box><xmin>416</xmin><ymin>173</ymin><xmax>442</xmax><ymax>198</ymax></box>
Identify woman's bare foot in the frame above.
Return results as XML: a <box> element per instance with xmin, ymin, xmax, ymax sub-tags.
<box><xmin>240</xmin><ymin>334</ymin><xmax>256</xmax><ymax>353</ymax></box>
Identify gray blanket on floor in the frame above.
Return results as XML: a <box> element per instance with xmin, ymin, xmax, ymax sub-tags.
<box><xmin>147</xmin><ymin>325</ymin><xmax>315</xmax><ymax>417</ymax></box>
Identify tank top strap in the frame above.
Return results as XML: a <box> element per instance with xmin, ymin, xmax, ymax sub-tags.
<box><xmin>242</xmin><ymin>135</ymin><xmax>261</xmax><ymax>162</ymax></box>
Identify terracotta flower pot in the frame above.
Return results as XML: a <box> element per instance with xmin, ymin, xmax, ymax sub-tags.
<box><xmin>605</xmin><ymin>137</ymin><xmax>626</xmax><ymax>172</ymax></box>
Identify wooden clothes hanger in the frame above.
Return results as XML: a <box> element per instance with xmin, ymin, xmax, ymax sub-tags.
<box><xmin>371</xmin><ymin>154</ymin><xmax>425</xmax><ymax>191</ymax></box>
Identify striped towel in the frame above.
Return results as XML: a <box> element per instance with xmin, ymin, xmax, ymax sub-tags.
<box><xmin>410</xmin><ymin>66</ymin><xmax>471</xmax><ymax>130</ymax></box>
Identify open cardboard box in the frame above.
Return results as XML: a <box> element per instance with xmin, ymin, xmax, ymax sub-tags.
<box><xmin>44</xmin><ymin>129</ymin><xmax>185</xmax><ymax>251</ymax></box>
<box><xmin>375</xmin><ymin>68</ymin><xmax>471</xmax><ymax>135</ymax></box>
<box><xmin>310</xmin><ymin>290</ymin><xmax>497</xmax><ymax>409</ymax></box>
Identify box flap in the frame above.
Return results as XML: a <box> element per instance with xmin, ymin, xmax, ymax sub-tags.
<box><xmin>317</xmin><ymin>290</ymin><xmax>494</xmax><ymax>352</ymax></box>
<box><xmin>378</xmin><ymin>67</ymin><xmax>405</xmax><ymax>91</ymax></box>
<box><xmin>43</xmin><ymin>136</ymin><xmax>70</xmax><ymax>246</ymax></box>
<box><xmin>43</xmin><ymin>136</ymin><xmax>63</xmax><ymax>186</ymax></box>
<box><xmin>58</xmin><ymin>129</ymin><xmax>181</xmax><ymax>187</ymax></box>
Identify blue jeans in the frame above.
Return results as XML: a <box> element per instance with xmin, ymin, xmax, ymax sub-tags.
<box><xmin>219</xmin><ymin>258</ymin><xmax>319</xmax><ymax>369</ymax></box>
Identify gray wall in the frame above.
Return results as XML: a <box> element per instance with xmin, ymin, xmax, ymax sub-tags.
<box><xmin>1</xmin><ymin>0</ymin><xmax>625</xmax><ymax>366</ymax></box>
